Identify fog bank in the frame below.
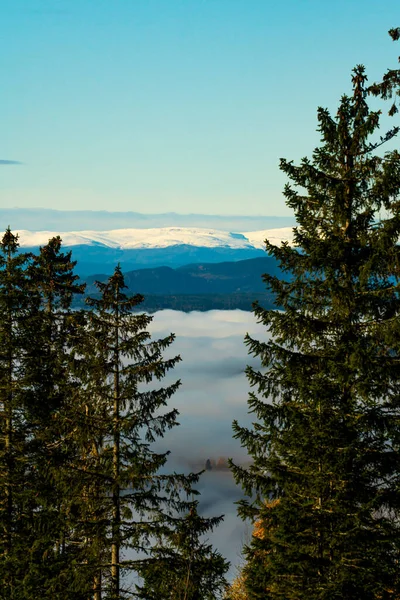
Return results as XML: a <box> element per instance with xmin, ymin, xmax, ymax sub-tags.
<box><xmin>147</xmin><ymin>309</ymin><xmax>269</xmax><ymax>576</ymax></box>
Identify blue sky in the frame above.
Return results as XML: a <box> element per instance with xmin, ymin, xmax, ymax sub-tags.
<box><xmin>1</xmin><ymin>0</ymin><xmax>400</xmax><ymax>216</ymax></box>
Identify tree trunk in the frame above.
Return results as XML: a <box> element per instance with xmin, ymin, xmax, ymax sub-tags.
<box><xmin>111</xmin><ymin>286</ymin><xmax>120</xmax><ymax>599</ymax></box>
<box><xmin>5</xmin><ymin>245</ymin><xmax>13</xmax><ymax>555</ymax></box>
<box><xmin>93</xmin><ymin>571</ymin><xmax>102</xmax><ymax>600</ymax></box>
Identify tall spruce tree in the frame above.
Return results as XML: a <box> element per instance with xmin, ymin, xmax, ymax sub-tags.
<box><xmin>18</xmin><ymin>236</ymin><xmax>89</xmax><ymax>599</ymax></box>
<box><xmin>24</xmin><ymin>235</ymin><xmax>85</xmax><ymax>427</ymax></box>
<box><xmin>0</xmin><ymin>229</ymin><xmax>34</xmax><ymax>598</ymax></box>
<box><xmin>135</xmin><ymin>501</ymin><xmax>229</xmax><ymax>599</ymax></box>
<box><xmin>231</xmin><ymin>67</ymin><xmax>400</xmax><ymax>599</ymax></box>
<box><xmin>76</xmin><ymin>265</ymin><xmax>203</xmax><ymax>599</ymax></box>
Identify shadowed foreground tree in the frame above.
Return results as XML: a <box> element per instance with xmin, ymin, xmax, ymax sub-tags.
<box><xmin>0</xmin><ymin>237</ymin><xmax>228</xmax><ymax>599</ymax></box>
<box><xmin>231</xmin><ymin>66</ymin><xmax>400</xmax><ymax>599</ymax></box>
<box><xmin>0</xmin><ymin>229</ymin><xmax>33</xmax><ymax>598</ymax></box>
<box><xmin>369</xmin><ymin>27</ymin><xmax>400</xmax><ymax>115</ymax></box>
<box><xmin>0</xmin><ymin>232</ymin><xmax>92</xmax><ymax>599</ymax></box>
<box><xmin>135</xmin><ymin>501</ymin><xmax>229</xmax><ymax>599</ymax></box>
<box><xmin>20</xmin><ymin>236</ymin><xmax>90</xmax><ymax>599</ymax></box>
<box><xmin>75</xmin><ymin>266</ymin><xmax>227</xmax><ymax>599</ymax></box>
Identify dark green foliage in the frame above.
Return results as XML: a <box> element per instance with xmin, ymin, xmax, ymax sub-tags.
<box><xmin>75</xmin><ymin>265</ymin><xmax>218</xmax><ymax>599</ymax></box>
<box><xmin>0</xmin><ymin>235</ymin><xmax>228</xmax><ymax>599</ymax></box>
<box><xmin>77</xmin><ymin>256</ymin><xmax>284</xmax><ymax>313</ymax></box>
<box><xmin>0</xmin><ymin>232</ymin><xmax>93</xmax><ymax>599</ymax></box>
<box><xmin>23</xmin><ymin>236</ymin><xmax>85</xmax><ymax>428</ymax></box>
<box><xmin>135</xmin><ymin>502</ymin><xmax>229</xmax><ymax>600</ymax></box>
<box><xmin>84</xmin><ymin>257</ymin><xmax>284</xmax><ymax>296</ymax></box>
<box><xmin>0</xmin><ymin>228</ymin><xmax>33</xmax><ymax>598</ymax></box>
<box><xmin>231</xmin><ymin>67</ymin><xmax>400</xmax><ymax>599</ymax></box>
<box><xmin>74</xmin><ymin>291</ymin><xmax>277</xmax><ymax>313</ymax></box>
<box><xmin>369</xmin><ymin>28</ymin><xmax>400</xmax><ymax>115</ymax></box>
<box><xmin>13</xmin><ymin>236</ymin><xmax>90</xmax><ymax>599</ymax></box>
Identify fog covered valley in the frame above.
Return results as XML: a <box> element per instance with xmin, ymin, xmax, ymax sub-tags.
<box><xmin>146</xmin><ymin>309</ymin><xmax>267</xmax><ymax>577</ymax></box>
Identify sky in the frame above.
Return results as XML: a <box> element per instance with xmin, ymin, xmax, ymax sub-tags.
<box><xmin>2</xmin><ymin>0</ymin><xmax>400</xmax><ymax>216</ymax></box>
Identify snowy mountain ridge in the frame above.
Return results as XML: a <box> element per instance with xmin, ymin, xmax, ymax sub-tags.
<box><xmin>14</xmin><ymin>226</ymin><xmax>295</xmax><ymax>250</ymax></box>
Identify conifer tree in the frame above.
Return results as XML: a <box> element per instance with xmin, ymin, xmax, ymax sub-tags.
<box><xmin>231</xmin><ymin>67</ymin><xmax>400</xmax><ymax>599</ymax></box>
<box><xmin>135</xmin><ymin>501</ymin><xmax>229</xmax><ymax>599</ymax></box>
<box><xmin>77</xmin><ymin>265</ymin><xmax>202</xmax><ymax>599</ymax></box>
<box><xmin>24</xmin><ymin>235</ymin><xmax>85</xmax><ymax>428</ymax></box>
<box><xmin>19</xmin><ymin>236</ymin><xmax>89</xmax><ymax>599</ymax></box>
<box><xmin>224</xmin><ymin>571</ymin><xmax>248</xmax><ymax>600</ymax></box>
<box><xmin>369</xmin><ymin>28</ymin><xmax>400</xmax><ymax>115</ymax></box>
<box><xmin>0</xmin><ymin>228</ymin><xmax>33</xmax><ymax>598</ymax></box>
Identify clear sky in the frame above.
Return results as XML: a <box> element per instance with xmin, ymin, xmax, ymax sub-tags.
<box><xmin>1</xmin><ymin>0</ymin><xmax>400</xmax><ymax>216</ymax></box>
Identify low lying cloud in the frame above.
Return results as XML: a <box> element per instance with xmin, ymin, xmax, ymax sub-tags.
<box><xmin>145</xmin><ymin>309</ymin><xmax>270</xmax><ymax>577</ymax></box>
<box><xmin>0</xmin><ymin>160</ymin><xmax>22</xmax><ymax>165</ymax></box>
<box><xmin>148</xmin><ymin>309</ymin><xmax>268</xmax><ymax>459</ymax></box>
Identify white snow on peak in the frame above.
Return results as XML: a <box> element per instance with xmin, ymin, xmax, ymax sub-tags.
<box><xmin>13</xmin><ymin>226</ymin><xmax>295</xmax><ymax>250</ymax></box>
<box><xmin>243</xmin><ymin>227</ymin><xmax>295</xmax><ymax>249</ymax></box>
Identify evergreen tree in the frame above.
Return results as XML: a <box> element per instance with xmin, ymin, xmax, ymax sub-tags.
<box><xmin>0</xmin><ymin>237</ymin><xmax>228</xmax><ymax>599</ymax></box>
<box><xmin>369</xmin><ymin>28</ymin><xmax>400</xmax><ymax>115</ymax></box>
<box><xmin>18</xmin><ymin>236</ymin><xmax>89</xmax><ymax>599</ymax></box>
<box><xmin>76</xmin><ymin>265</ymin><xmax>202</xmax><ymax>599</ymax></box>
<box><xmin>0</xmin><ymin>229</ymin><xmax>34</xmax><ymax>598</ymax></box>
<box><xmin>231</xmin><ymin>67</ymin><xmax>400</xmax><ymax>599</ymax></box>
<box><xmin>135</xmin><ymin>501</ymin><xmax>229</xmax><ymax>599</ymax></box>
<box><xmin>224</xmin><ymin>570</ymin><xmax>248</xmax><ymax>600</ymax></box>
<box><xmin>23</xmin><ymin>235</ymin><xmax>85</xmax><ymax>428</ymax></box>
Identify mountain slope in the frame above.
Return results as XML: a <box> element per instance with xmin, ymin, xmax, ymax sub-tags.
<box><xmin>14</xmin><ymin>226</ymin><xmax>294</xmax><ymax>250</ymax></box>
<box><xmin>85</xmin><ymin>256</ymin><xmax>286</xmax><ymax>296</ymax></box>
<box><xmin>14</xmin><ymin>226</ymin><xmax>295</xmax><ymax>276</ymax></box>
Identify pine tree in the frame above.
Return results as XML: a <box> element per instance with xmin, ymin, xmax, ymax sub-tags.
<box><xmin>76</xmin><ymin>265</ymin><xmax>202</xmax><ymax>599</ymax></box>
<box><xmin>369</xmin><ymin>28</ymin><xmax>400</xmax><ymax>115</ymax></box>
<box><xmin>135</xmin><ymin>501</ymin><xmax>229</xmax><ymax>599</ymax></box>
<box><xmin>224</xmin><ymin>571</ymin><xmax>248</xmax><ymax>600</ymax></box>
<box><xmin>231</xmin><ymin>67</ymin><xmax>400</xmax><ymax>599</ymax></box>
<box><xmin>23</xmin><ymin>235</ymin><xmax>85</xmax><ymax>427</ymax></box>
<box><xmin>18</xmin><ymin>236</ymin><xmax>90</xmax><ymax>599</ymax></box>
<box><xmin>0</xmin><ymin>228</ymin><xmax>34</xmax><ymax>598</ymax></box>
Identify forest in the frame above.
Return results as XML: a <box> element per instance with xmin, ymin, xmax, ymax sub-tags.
<box><xmin>3</xmin><ymin>26</ymin><xmax>400</xmax><ymax>600</ymax></box>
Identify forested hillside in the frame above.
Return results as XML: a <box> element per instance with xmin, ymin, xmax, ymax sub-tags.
<box><xmin>79</xmin><ymin>257</ymin><xmax>284</xmax><ymax>312</ymax></box>
<box><xmin>0</xmin><ymin>231</ymin><xmax>229</xmax><ymax>599</ymax></box>
<box><xmin>85</xmin><ymin>256</ymin><xmax>284</xmax><ymax>295</ymax></box>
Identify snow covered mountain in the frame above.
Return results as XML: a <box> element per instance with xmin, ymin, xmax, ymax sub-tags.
<box><xmin>15</xmin><ymin>226</ymin><xmax>295</xmax><ymax>250</ymax></box>
<box><xmin>13</xmin><ymin>226</ymin><xmax>295</xmax><ymax>276</ymax></box>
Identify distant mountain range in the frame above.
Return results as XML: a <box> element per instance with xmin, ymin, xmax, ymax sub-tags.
<box><xmin>80</xmin><ymin>256</ymin><xmax>288</xmax><ymax>312</ymax></box>
<box><xmin>14</xmin><ymin>226</ymin><xmax>294</xmax><ymax>276</ymax></box>
<box><xmin>85</xmin><ymin>256</ymin><xmax>284</xmax><ymax>295</ymax></box>
<box><xmin>4</xmin><ymin>222</ymin><xmax>294</xmax><ymax>311</ymax></box>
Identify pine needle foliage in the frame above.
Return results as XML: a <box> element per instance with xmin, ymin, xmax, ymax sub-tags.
<box><xmin>0</xmin><ymin>228</ymin><xmax>33</xmax><ymax>598</ymax></box>
<box><xmin>76</xmin><ymin>265</ymin><xmax>201</xmax><ymax>599</ymax></box>
<box><xmin>135</xmin><ymin>501</ymin><xmax>229</xmax><ymax>599</ymax></box>
<box><xmin>231</xmin><ymin>67</ymin><xmax>400</xmax><ymax>599</ymax></box>
<box><xmin>369</xmin><ymin>28</ymin><xmax>400</xmax><ymax>116</ymax></box>
<box><xmin>0</xmin><ymin>236</ymin><xmax>229</xmax><ymax>599</ymax></box>
<box><xmin>20</xmin><ymin>236</ymin><xmax>90</xmax><ymax>599</ymax></box>
<box><xmin>0</xmin><ymin>232</ymin><xmax>92</xmax><ymax>599</ymax></box>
